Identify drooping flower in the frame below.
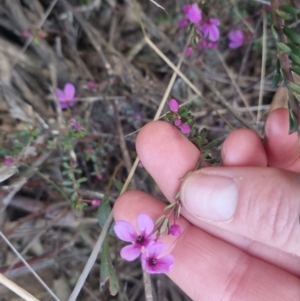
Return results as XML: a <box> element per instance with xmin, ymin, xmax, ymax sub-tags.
<box><xmin>179</xmin><ymin>123</ymin><xmax>191</xmax><ymax>134</ymax></box>
<box><xmin>4</xmin><ymin>157</ymin><xmax>14</xmax><ymax>166</ymax></box>
<box><xmin>200</xmin><ymin>18</ymin><xmax>220</xmax><ymax>42</ymax></box>
<box><xmin>169</xmin><ymin>99</ymin><xmax>179</xmax><ymax>112</ymax></box>
<box><xmin>114</xmin><ymin>214</ymin><xmax>156</xmax><ymax>261</ymax></box>
<box><xmin>186</xmin><ymin>4</ymin><xmax>202</xmax><ymax>24</ymax></box>
<box><xmin>170</xmin><ymin>224</ymin><xmax>181</xmax><ymax>236</ymax></box>
<box><xmin>141</xmin><ymin>243</ymin><xmax>174</xmax><ymax>274</ymax></box>
<box><xmin>228</xmin><ymin>29</ymin><xmax>245</xmax><ymax>49</ymax></box>
<box><xmin>56</xmin><ymin>83</ymin><xmax>76</xmax><ymax>109</ymax></box>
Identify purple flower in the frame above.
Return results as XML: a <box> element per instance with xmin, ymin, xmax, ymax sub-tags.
<box><xmin>56</xmin><ymin>83</ymin><xmax>76</xmax><ymax>109</ymax></box>
<box><xmin>138</xmin><ymin>161</ymin><xmax>144</xmax><ymax>168</ymax></box>
<box><xmin>97</xmin><ymin>174</ymin><xmax>103</xmax><ymax>180</ymax></box>
<box><xmin>169</xmin><ymin>99</ymin><xmax>179</xmax><ymax>112</ymax></box>
<box><xmin>91</xmin><ymin>199</ymin><xmax>101</xmax><ymax>206</ymax></box>
<box><xmin>135</xmin><ymin>113</ymin><xmax>142</xmax><ymax>120</ymax></box>
<box><xmin>174</xmin><ymin>118</ymin><xmax>182</xmax><ymax>127</ymax></box>
<box><xmin>70</xmin><ymin>118</ymin><xmax>83</xmax><ymax>131</ymax></box>
<box><xmin>198</xmin><ymin>39</ymin><xmax>218</xmax><ymax>49</ymax></box>
<box><xmin>200</xmin><ymin>18</ymin><xmax>220</xmax><ymax>42</ymax></box>
<box><xmin>185</xmin><ymin>46</ymin><xmax>193</xmax><ymax>57</ymax></box>
<box><xmin>228</xmin><ymin>29</ymin><xmax>245</xmax><ymax>49</ymax></box>
<box><xmin>186</xmin><ymin>4</ymin><xmax>202</xmax><ymax>24</ymax></box>
<box><xmin>87</xmin><ymin>81</ymin><xmax>96</xmax><ymax>89</ymax></box>
<box><xmin>179</xmin><ymin>123</ymin><xmax>191</xmax><ymax>134</ymax></box>
<box><xmin>4</xmin><ymin>157</ymin><xmax>13</xmax><ymax>166</ymax></box>
<box><xmin>170</xmin><ymin>224</ymin><xmax>181</xmax><ymax>236</ymax></box>
<box><xmin>141</xmin><ymin>243</ymin><xmax>174</xmax><ymax>274</ymax></box>
<box><xmin>178</xmin><ymin>19</ymin><xmax>189</xmax><ymax>28</ymax></box>
<box><xmin>114</xmin><ymin>214</ymin><xmax>156</xmax><ymax>261</ymax></box>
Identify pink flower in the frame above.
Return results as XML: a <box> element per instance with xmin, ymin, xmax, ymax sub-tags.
<box><xmin>174</xmin><ymin>118</ymin><xmax>182</xmax><ymax>126</ymax></box>
<box><xmin>114</xmin><ymin>214</ymin><xmax>156</xmax><ymax>261</ymax></box>
<box><xmin>70</xmin><ymin>118</ymin><xmax>83</xmax><ymax>131</ymax></box>
<box><xmin>170</xmin><ymin>224</ymin><xmax>181</xmax><ymax>236</ymax></box>
<box><xmin>186</xmin><ymin>4</ymin><xmax>202</xmax><ymax>24</ymax></box>
<box><xmin>141</xmin><ymin>243</ymin><xmax>174</xmax><ymax>274</ymax></box>
<box><xmin>97</xmin><ymin>174</ymin><xmax>103</xmax><ymax>180</ymax></box>
<box><xmin>228</xmin><ymin>29</ymin><xmax>245</xmax><ymax>49</ymax></box>
<box><xmin>138</xmin><ymin>161</ymin><xmax>144</xmax><ymax>168</ymax></box>
<box><xmin>200</xmin><ymin>18</ymin><xmax>220</xmax><ymax>42</ymax></box>
<box><xmin>169</xmin><ymin>99</ymin><xmax>179</xmax><ymax>112</ymax></box>
<box><xmin>56</xmin><ymin>83</ymin><xmax>76</xmax><ymax>109</ymax></box>
<box><xmin>135</xmin><ymin>114</ymin><xmax>142</xmax><ymax>120</ymax></box>
<box><xmin>178</xmin><ymin>19</ymin><xmax>189</xmax><ymax>28</ymax></box>
<box><xmin>185</xmin><ymin>46</ymin><xmax>193</xmax><ymax>57</ymax></box>
<box><xmin>198</xmin><ymin>39</ymin><xmax>218</xmax><ymax>49</ymax></box>
<box><xmin>86</xmin><ymin>147</ymin><xmax>93</xmax><ymax>154</ymax></box>
<box><xmin>179</xmin><ymin>123</ymin><xmax>191</xmax><ymax>134</ymax></box>
<box><xmin>87</xmin><ymin>81</ymin><xmax>96</xmax><ymax>89</ymax></box>
<box><xmin>4</xmin><ymin>157</ymin><xmax>13</xmax><ymax>166</ymax></box>
<box><xmin>91</xmin><ymin>199</ymin><xmax>101</xmax><ymax>206</ymax></box>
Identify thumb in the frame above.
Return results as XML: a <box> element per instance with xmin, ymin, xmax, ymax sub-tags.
<box><xmin>180</xmin><ymin>167</ymin><xmax>300</xmax><ymax>256</ymax></box>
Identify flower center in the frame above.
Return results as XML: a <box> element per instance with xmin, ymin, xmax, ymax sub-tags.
<box><xmin>149</xmin><ymin>258</ymin><xmax>157</xmax><ymax>266</ymax></box>
<box><xmin>136</xmin><ymin>235</ymin><xmax>145</xmax><ymax>244</ymax></box>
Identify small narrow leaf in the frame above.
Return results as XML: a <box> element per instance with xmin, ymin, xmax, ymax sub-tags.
<box><xmin>287</xmin><ymin>43</ymin><xmax>300</xmax><ymax>56</ymax></box>
<box><xmin>277</xmin><ymin>42</ymin><xmax>291</xmax><ymax>54</ymax></box>
<box><xmin>283</xmin><ymin>26</ymin><xmax>300</xmax><ymax>45</ymax></box>
<box><xmin>289</xmin><ymin>53</ymin><xmax>300</xmax><ymax>66</ymax></box>
<box><xmin>292</xmin><ymin>66</ymin><xmax>300</xmax><ymax>76</ymax></box>
<box><xmin>271</xmin><ymin>25</ymin><xmax>279</xmax><ymax>41</ymax></box>
<box><xmin>276</xmin><ymin>9</ymin><xmax>292</xmax><ymax>20</ymax></box>
<box><xmin>288</xmin><ymin>109</ymin><xmax>298</xmax><ymax>134</ymax></box>
<box><xmin>271</xmin><ymin>59</ymin><xmax>282</xmax><ymax>88</ymax></box>
<box><xmin>279</xmin><ymin>4</ymin><xmax>299</xmax><ymax>15</ymax></box>
<box><xmin>287</xmin><ymin>81</ymin><xmax>300</xmax><ymax>94</ymax></box>
<box><xmin>97</xmin><ymin>195</ymin><xmax>114</xmax><ymax>234</ymax></box>
<box><xmin>113</xmin><ymin>179</ymin><xmax>123</xmax><ymax>192</ymax></box>
<box><xmin>159</xmin><ymin>218</ymin><xmax>169</xmax><ymax>234</ymax></box>
<box><xmin>100</xmin><ymin>236</ymin><xmax>119</xmax><ymax>295</ymax></box>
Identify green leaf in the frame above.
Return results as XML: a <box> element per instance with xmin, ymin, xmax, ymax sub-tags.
<box><xmin>271</xmin><ymin>59</ymin><xmax>282</xmax><ymax>88</ymax></box>
<box><xmin>289</xmin><ymin>53</ymin><xmax>300</xmax><ymax>66</ymax></box>
<box><xmin>271</xmin><ymin>25</ymin><xmax>279</xmax><ymax>41</ymax></box>
<box><xmin>283</xmin><ymin>26</ymin><xmax>300</xmax><ymax>45</ymax></box>
<box><xmin>288</xmin><ymin>109</ymin><xmax>298</xmax><ymax>134</ymax></box>
<box><xmin>287</xmin><ymin>43</ymin><xmax>300</xmax><ymax>56</ymax></box>
<box><xmin>100</xmin><ymin>236</ymin><xmax>119</xmax><ymax>296</ymax></box>
<box><xmin>292</xmin><ymin>66</ymin><xmax>300</xmax><ymax>76</ymax></box>
<box><xmin>203</xmin><ymin>140</ymin><xmax>220</xmax><ymax>150</ymax></box>
<box><xmin>113</xmin><ymin>179</ymin><xmax>123</xmax><ymax>192</ymax></box>
<box><xmin>276</xmin><ymin>9</ymin><xmax>292</xmax><ymax>20</ymax></box>
<box><xmin>62</xmin><ymin>180</ymin><xmax>73</xmax><ymax>186</ymax></box>
<box><xmin>77</xmin><ymin>177</ymin><xmax>87</xmax><ymax>184</ymax></box>
<box><xmin>279</xmin><ymin>4</ymin><xmax>299</xmax><ymax>15</ymax></box>
<box><xmin>159</xmin><ymin>218</ymin><xmax>169</xmax><ymax>234</ymax></box>
<box><xmin>97</xmin><ymin>195</ymin><xmax>114</xmax><ymax>234</ymax></box>
<box><xmin>287</xmin><ymin>81</ymin><xmax>300</xmax><ymax>94</ymax></box>
<box><xmin>277</xmin><ymin>42</ymin><xmax>291</xmax><ymax>54</ymax></box>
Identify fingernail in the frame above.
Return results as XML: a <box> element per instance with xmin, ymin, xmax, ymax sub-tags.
<box><xmin>181</xmin><ymin>173</ymin><xmax>238</xmax><ymax>221</ymax></box>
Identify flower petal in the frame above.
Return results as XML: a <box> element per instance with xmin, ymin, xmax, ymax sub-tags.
<box><xmin>114</xmin><ymin>220</ymin><xmax>137</xmax><ymax>242</ymax></box>
<box><xmin>186</xmin><ymin>4</ymin><xmax>201</xmax><ymax>24</ymax></box>
<box><xmin>64</xmin><ymin>83</ymin><xmax>76</xmax><ymax>100</ymax></box>
<box><xmin>56</xmin><ymin>88</ymin><xmax>65</xmax><ymax>102</ymax></box>
<box><xmin>210</xmin><ymin>18</ymin><xmax>220</xmax><ymax>25</ymax></box>
<box><xmin>137</xmin><ymin>214</ymin><xmax>154</xmax><ymax>236</ymax></box>
<box><xmin>120</xmin><ymin>244</ymin><xmax>141</xmax><ymax>261</ymax></box>
<box><xmin>200</xmin><ymin>24</ymin><xmax>209</xmax><ymax>38</ymax></box>
<box><xmin>208</xmin><ymin>25</ymin><xmax>220</xmax><ymax>42</ymax></box>
<box><xmin>147</xmin><ymin>242</ymin><xmax>166</xmax><ymax>258</ymax></box>
<box><xmin>154</xmin><ymin>255</ymin><xmax>175</xmax><ymax>273</ymax></box>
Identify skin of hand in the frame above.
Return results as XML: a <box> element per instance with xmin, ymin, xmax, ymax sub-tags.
<box><xmin>113</xmin><ymin>108</ymin><xmax>300</xmax><ymax>301</ymax></box>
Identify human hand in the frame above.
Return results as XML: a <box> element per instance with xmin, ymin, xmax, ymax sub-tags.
<box><xmin>113</xmin><ymin>108</ymin><xmax>300</xmax><ymax>300</ymax></box>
